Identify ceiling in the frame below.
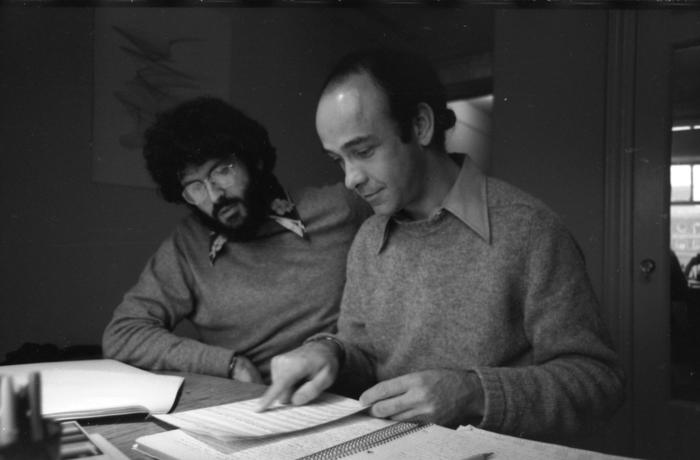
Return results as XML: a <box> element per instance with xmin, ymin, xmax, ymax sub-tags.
<box><xmin>674</xmin><ymin>43</ymin><xmax>700</xmax><ymax>123</ymax></box>
<box><xmin>329</xmin><ymin>7</ymin><xmax>495</xmax><ymax>98</ymax></box>
<box><xmin>357</xmin><ymin>7</ymin><xmax>495</xmax><ymax>62</ymax></box>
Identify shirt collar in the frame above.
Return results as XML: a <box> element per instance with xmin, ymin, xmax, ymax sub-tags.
<box><xmin>377</xmin><ymin>153</ymin><xmax>491</xmax><ymax>254</ymax></box>
<box><xmin>208</xmin><ymin>190</ymin><xmax>306</xmax><ymax>264</ymax></box>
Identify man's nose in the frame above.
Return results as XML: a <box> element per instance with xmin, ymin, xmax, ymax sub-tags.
<box><xmin>204</xmin><ymin>179</ymin><xmax>225</xmax><ymax>202</ymax></box>
<box><xmin>344</xmin><ymin>161</ymin><xmax>367</xmax><ymax>191</ymax></box>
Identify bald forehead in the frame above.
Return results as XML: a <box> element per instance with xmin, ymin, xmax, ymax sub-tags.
<box><xmin>320</xmin><ymin>81</ymin><xmax>363</xmax><ymax>116</ymax></box>
<box><xmin>317</xmin><ymin>72</ymin><xmax>389</xmax><ymax>120</ymax></box>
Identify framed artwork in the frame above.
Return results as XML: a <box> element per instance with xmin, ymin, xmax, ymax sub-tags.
<box><xmin>92</xmin><ymin>8</ymin><xmax>232</xmax><ymax>187</ymax></box>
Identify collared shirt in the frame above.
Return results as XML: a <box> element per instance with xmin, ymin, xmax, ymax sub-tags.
<box><xmin>377</xmin><ymin>154</ymin><xmax>491</xmax><ymax>254</ymax></box>
<box><xmin>334</xmin><ymin>158</ymin><xmax>624</xmax><ymax>438</ymax></box>
<box><xmin>208</xmin><ymin>191</ymin><xmax>306</xmax><ymax>264</ymax></box>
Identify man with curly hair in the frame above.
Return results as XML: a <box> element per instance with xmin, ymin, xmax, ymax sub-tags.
<box><xmin>102</xmin><ymin>97</ymin><xmax>370</xmax><ymax>383</ymax></box>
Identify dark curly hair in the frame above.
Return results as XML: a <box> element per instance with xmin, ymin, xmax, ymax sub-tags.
<box><xmin>321</xmin><ymin>48</ymin><xmax>456</xmax><ymax>149</ymax></box>
<box><xmin>143</xmin><ymin>97</ymin><xmax>277</xmax><ymax>203</ymax></box>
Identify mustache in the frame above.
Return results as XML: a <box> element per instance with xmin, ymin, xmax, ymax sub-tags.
<box><xmin>212</xmin><ymin>197</ymin><xmax>245</xmax><ymax>217</ymax></box>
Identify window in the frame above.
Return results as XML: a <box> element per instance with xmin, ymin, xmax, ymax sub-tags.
<box><xmin>445</xmin><ymin>95</ymin><xmax>493</xmax><ymax>173</ymax></box>
<box><xmin>670</xmin><ymin>162</ymin><xmax>700</xmax><ymax>268</ymax></box>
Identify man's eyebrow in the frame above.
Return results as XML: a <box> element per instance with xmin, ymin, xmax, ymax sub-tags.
<box><xmin>323</xmin><ymin>149</ymin><xmax>339</xmax><ymax>158</ymax></box>
<box><xmin>180</xmin><ymin>161</ymin><xmax>225</xmax><ymax>185</ymax></box>
<box><xmin>180</xmin><ymin>177</ymin><xmax>199</xmax><ymax>187</ymax></box>
<box><xmin>341</xmin><ymin>136</ymin><xmax>373</xmax><ymax>150</ymax></box>
<box><xmin>322</xmin><ymin>136</ymin><xmax>375</xmax><ymax>158</ymax></box>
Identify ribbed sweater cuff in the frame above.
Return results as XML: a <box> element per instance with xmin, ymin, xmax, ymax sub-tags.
<box><xmin>473</xmin><ymin>367</ymin><xmax>506</xmax><ymax>432</ymax></box>
<box><xmin>198</xmin><ymin>346</ymin><xmax>237</xmax><ymax>378</ymax></box>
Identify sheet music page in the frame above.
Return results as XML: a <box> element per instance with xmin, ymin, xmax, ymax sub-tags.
<box><xmin>202</xmin><ymin>415</ymin><xmax>394</xmax><ymax>459</ymax></box>
<box><xmin>153</xmin><ymin>393</ymin><xmax>369</xmax><ymax>440</ymax></box>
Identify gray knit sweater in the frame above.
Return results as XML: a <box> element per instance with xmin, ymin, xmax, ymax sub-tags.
<box><xmin>334</xmin><ymin>159</ymin><xmax>624</xmax><ymax>439</ymax></box>
<box><xmin>102</xmin><ymin>183</ymin><xmax>370</xmax><ymax>382</ymax></box>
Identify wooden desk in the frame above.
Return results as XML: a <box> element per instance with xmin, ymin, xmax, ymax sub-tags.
<box><xmin>83</xmin><ymin>373</ymin><xmax>266</xmax><ymax>459</ymax></box>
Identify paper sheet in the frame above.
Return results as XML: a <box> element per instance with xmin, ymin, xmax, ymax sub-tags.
<box><xmin>135</xmin><ymin>430</ymin><xmax>231</xmax><ymax>460</ymax></box>
<box><xmin>153</xmin><ymin>393</ymin><xmax>368</xmax><ymax>439</ymax></box>
<box><xmin>0</xmin><ymin>359</ymin><xmax>183</xmax><ymax>419</ymax></box>
<box><xmin>450</xmin><ymin>426</ymin><xmax>637</xmax><ymax>460</ymax></box>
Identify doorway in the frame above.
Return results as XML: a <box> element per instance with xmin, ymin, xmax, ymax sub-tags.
<box><xmin>631</xmin><ymin>10</ymin><xmax>700</xmax><ymax>459</ymax></box>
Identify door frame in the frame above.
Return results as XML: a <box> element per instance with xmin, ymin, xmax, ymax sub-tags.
<box><xmin>610</xmin><ymin>10</ymin><xmax>700</xmax><ymax>459</ymax></box>
<box><xmin>602</xmin><ymin>9</ymin><xmax>636</xmax><ymax>455</ymax></box>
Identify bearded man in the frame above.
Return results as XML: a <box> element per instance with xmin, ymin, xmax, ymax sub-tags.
<box><xmin>102</xmin><ymin>97</ymin><xmax>370</xmax><ymax>383</ymax></box>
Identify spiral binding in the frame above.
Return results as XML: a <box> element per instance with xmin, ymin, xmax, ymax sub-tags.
<box><xmin>297</xmin><ymin>422</ymin><xmax>431</xmax><ymax>460</ymax></box>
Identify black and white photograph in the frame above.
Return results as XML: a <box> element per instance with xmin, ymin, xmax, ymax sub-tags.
<box><xmin>1</xmin><ymin>1</ymin><xmax>699</xmax><ymax>459</ymax></box>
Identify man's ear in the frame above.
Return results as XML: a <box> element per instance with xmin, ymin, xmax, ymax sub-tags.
<box><xmin>413</xmin><ymin>103</ymin><xmax>435</xmax><ymax>147</ymax></box>
<box><xmin>255</xmin><ymin>157</ymin><xmax>265</xmax><ymax>172</ymax></box>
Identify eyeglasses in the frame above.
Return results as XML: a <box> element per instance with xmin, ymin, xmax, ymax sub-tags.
<box><xmin>181</xmin><ymin>163</ymin><xmax>238</xmax><ymax>205</ymax></box>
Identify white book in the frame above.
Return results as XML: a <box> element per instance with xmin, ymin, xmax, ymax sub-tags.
<box><xmin>0</xmin><ymin>359</ymin><xmax>183</xmax><ymax>420</ymax></box>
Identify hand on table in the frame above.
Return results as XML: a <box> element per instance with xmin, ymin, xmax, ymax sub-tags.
<box><xmin>359</xmin><ymin>369</ymin><xmax>484</xmax><ymax>427</ymax></box>
<box><xmin>232</xmin><ymin>356</ymin><xmax>264</xmax><ymax>384</ymax></box>
<box><xmin>257</xmin><ymin>341</ymin><xmax>341</xmax><ymax>411</ymax></box>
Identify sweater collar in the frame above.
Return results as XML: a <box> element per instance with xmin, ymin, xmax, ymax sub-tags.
<box><xmin>377</xmin><ymin>153</ymin><xmax>491</xmax><ymax>254</ymax></box>
<box><xmin>209</xmin><ymin>190</ymin><xmax>306</xmax><ymax>264</ymax></box>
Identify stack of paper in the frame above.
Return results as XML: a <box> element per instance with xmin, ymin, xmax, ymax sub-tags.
<box><xmin>135</xmin><ymin>415</ymin><xmax>395</xmax><ymax>460</ymax></box>
<box><xmin>134</xmin><ymin>395</ymin><xmax>638</xmax><ymax>460</ymax></box>
<box><xmin>135</xmin><ymin>394</ymin><xmax>394</xmax><ymax>460</ymax></box>
<box><xmin>0</xmin><ymin>359</ymin><xmax>183</xmax><ymax>420</ymax></box>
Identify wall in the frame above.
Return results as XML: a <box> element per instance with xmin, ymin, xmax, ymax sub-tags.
<box><xmin>492</xmin><ymin>9</ymin><xmax>629</xmax><ymax>454</ymax></box>
<box><xmin>0</xmin><ymin>7</ymin><xmax>360</xmax><ymax>358</ymax></box>
<box><xmin>492</xmin><ymin>9</ymin><xmax>607</xmax><ymax>301</ymax></box>
<box><xmin>0</xmin><ymin>8</ymin><xmax>181</xmax><ymax>358</ymax></box>
<box><xmin>0</xmin><ymin>6</ymin><xmax>495</xmax><ymax>359</ymax></box>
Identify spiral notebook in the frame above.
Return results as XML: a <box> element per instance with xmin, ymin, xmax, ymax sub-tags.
<box><xmin>300</xmin><ymin>423</ymin><xmax>636</xmax><ymax>460</ymax></box>
<box><xmin>297</xmin><ymin>422</ymin><xmax>427</xmax><ymax>459</ymax></box>
<box><xmin>133</xmin><ymin>419</ymin><xmax>426</xmax><ymax>460</ymax></box>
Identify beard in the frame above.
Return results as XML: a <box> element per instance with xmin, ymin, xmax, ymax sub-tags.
<box><xmin>192</xmin><ymin>173</ymin><xmax>269</xmax><ymax>241</ymax></box>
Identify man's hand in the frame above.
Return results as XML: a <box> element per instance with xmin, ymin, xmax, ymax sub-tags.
<box><xmin>232</xmin><ymin>356</ymin><xmax>264</xmax><ymax>384</ymax></box>
<box><xmin>257</xmin><ymin>341</ymin><xmax>341</xmax><ymax>411</ymax></box>
<box><xmin>359</xmin><ymin>370</ymin><xmax>484</xmax><ymax>427</ymax></box>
